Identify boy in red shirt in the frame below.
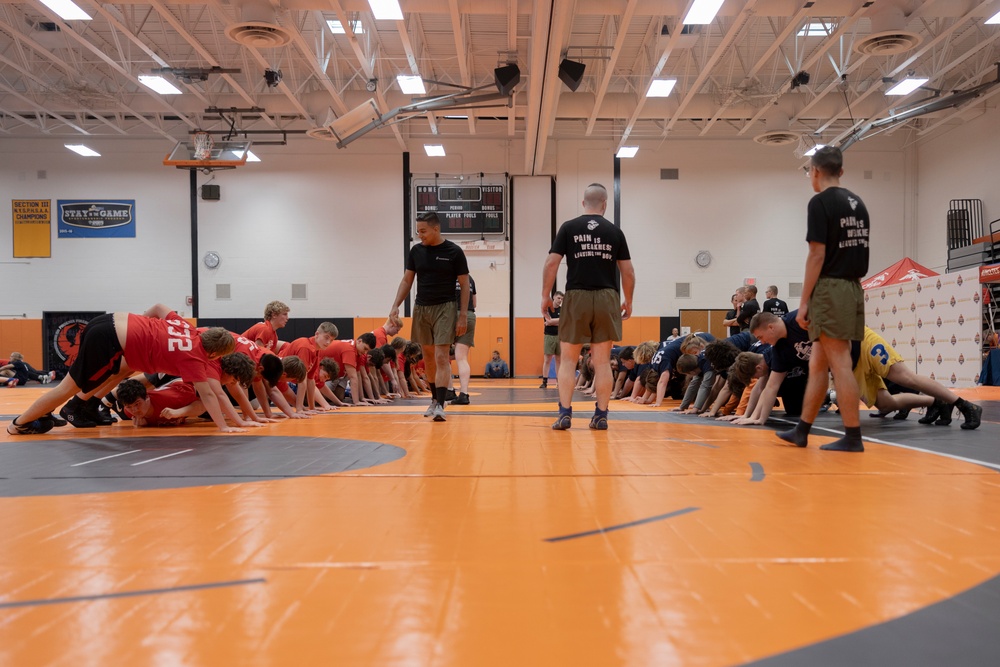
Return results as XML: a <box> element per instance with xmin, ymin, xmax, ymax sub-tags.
<box><xmin>242</xmin><ymin>300</ymin><xmax>290</xmax><ymax>352</ymax></box>
<box><xmin>8</xmin><ymin>304</ymin><xmax>240</xmax><ymax>435</ymax></box>
<box><xmin>277</xmin><ymin>322</ymin><xmax>338</xmax><ymax>413</ymax></box>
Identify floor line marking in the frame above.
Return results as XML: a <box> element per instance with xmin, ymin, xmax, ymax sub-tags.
<box><xmin>130</xmin><ymin>449</ymin><xmax>194</xmax><ymax>466</ymax></box>
<box><xmin>666</xmin><ymin>438</ymin><xmax>720</xmax><ymax>449</ymax></box>
<box><xmin>544</xmin><ymin>506</ymin><xmax>700</xmax><ymax>543</ymax></box>
<box><xmin>0</xmin><ymin>577</ymin><xmax>266</xmax><ymax>609</ymax></box>
<box><xmin>770</xmin><ymin>418</ymin><xmax>1000</xmax><ymax>472</ymax></box>
<box><xmin>70</xmin><ymin>450</ymin><xmax>142</xmax><ymax>467</ymax></box>
<box><xmin>749</xmin><ymin>462</ymin><xmax>765</xmax><ymax>481</ymax></box>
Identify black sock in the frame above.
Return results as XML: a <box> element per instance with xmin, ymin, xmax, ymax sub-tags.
<box><xmin>429</xmin><ymin>383</ymin><xmax>437</xmax><ymax>396</ymax></box>
<box><xmin>435</xmin><ymin>386</ymin><xmax>447</xmax><ymax>406</ymax></box>
<box><xmin>820</xmin><ymin>425</ymin><xmax>864</xmax><ymax>452</ymax></box>
<box><xmin>776</xmin><ymin>419</ymin><xmax>812</xmax><ymax>447</ymax></box>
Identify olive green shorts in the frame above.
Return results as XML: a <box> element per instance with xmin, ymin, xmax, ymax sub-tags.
<box><xmin>808</xmin><ymin>276</ymin><xmax>864</xmax><ymax>341</ymax></box>
<box><xmin>412</xmin><ymin>302</ymin><xmax>458</xmax><ymax>346</ymax></box>
<box><xmin>559</xmin><ymin>288</ymin><xmax>622</xmax><ymax>345</ymax></box>
<box><xmin>543</xmin><ymin>334</ymin><xmax>560</xmax><ymax>356</ymax></box>
<box><xmin>454</xmin><ymin>312</ymin><xmax>476</xmax><ymax>347</ymax></box>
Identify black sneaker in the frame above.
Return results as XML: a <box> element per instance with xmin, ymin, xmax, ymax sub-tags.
<box><xmin>82</xmin><ymin>399</ymin><xmax>114</xmax><ymax>426</ymax></box>
<box><xmin>48</xmin><ymin>412</ymin><xmax>67</xmax><ymax>427</ymax></box>
<box><xmin>60</xmin><ymin>402</ymin><xmax>98</xmax><ymax>428</ymax></box>
<box><xmin>918</xmin><ymin>401</ymin><xmax>943</xmax><ymax>425</ymax></box>
<box><xmin>935</xmin><ymin>402</ymin><xmax>954</xmax><ymax>426</ymax></box>
<box><xmin>451</xmin><ymin>392</ymin><xmax>470</xmax><ymax>405</ymax></box>
<box><xmin>444</xmin><ymin>389</ymin><xmax>458</xmax><ymax>401</ymax></box>
<box><xmin>539</xmin><ymin>378</ymin><xmax>548</xmax><ymax>389</ymax></box>
<box><xmin>892</xmin><ymin>408</ymin><xmax>911</xmax><ymax>420</ymax></box>
<box><xmin>7</xmin><ymin>415</ymin><xmax>55</xmax><ymax>435</ymax></box>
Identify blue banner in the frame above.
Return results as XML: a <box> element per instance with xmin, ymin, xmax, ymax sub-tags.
<box><xmin>57</xmin><ymin>200</ymin><xmax>136</xmax><ymax>238</ymax></box>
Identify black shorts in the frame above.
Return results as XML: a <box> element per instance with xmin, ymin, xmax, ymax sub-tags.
<box><xmin>145</xmin><ymin>373</ymin><xmax>179</xmax><ymax>388</ymax></box>
<box><xmin>68</xmin><ymin>314</ymin><xmax>124</xmax><ymax>393</ymax></box>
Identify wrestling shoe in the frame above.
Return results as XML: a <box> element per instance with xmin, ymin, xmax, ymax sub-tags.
<box><xmin>918</xmin><ymin>401</ymin><xmax>943</xmax><ymax>425</ymax></box>
<box><xmin>450</xmin><ymin>393</ymin><xmax>470</xmax><ymax>405</ymax></box>
<box><xmin>956</xmin><ymin>399</ymin><xmax>982</xmax><ymax>430</ymax></box>
<box><xmin>48</xmin><ymin>412</ymin><xmax>67</xmax><ymax>427</ymax></box>
<box><xmin>589</xmin><ymin>413</ymin><xmax>608</xmax><ymax>430</ymax></box>
<box><xmin>7</xmin><ymin>415</ymin><xmax>55</xmax><ymax>435</ymax></box>
<box><xmin>59</xmin><ymin>401</ymin><xmax>97</xmax><ymax>428</ymax></box>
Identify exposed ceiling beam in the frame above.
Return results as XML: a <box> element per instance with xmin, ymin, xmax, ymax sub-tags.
<box><xmin>585</xmin><ymin>0</ymin><xmax>638</xmax><ymax>136</ymax></box>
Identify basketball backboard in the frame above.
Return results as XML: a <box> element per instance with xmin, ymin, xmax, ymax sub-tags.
<box><xmin>163</xmin><ymin>138</ymin><xmax>252</xmax><ymax>169</ymax></box>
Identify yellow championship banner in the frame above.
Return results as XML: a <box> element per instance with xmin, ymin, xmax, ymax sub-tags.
<box><xmin>12</xmin><ymin>199</ymin><xmax>52</xmax><ymax>258</ymax></box>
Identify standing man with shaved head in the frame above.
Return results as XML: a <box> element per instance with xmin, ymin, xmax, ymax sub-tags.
<box><xmin>542</xmin><ymin>183</ymin><xmax>635</xmax><ymax>430</ymax></box>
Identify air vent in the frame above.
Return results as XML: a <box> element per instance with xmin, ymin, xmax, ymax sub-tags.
<box><xmin>753</xmin><ymin>130</ymin><xmax>799</xmax><ymax>146</ymax></box>
<box><xmin>225</xmin><ymin>22</ymin><xmax>292</xmax><ymax>48</ymax></box>
<box><xmin>306</xmin><ymin>126</ymin><xmax>338</xmax><ymax>141</ymax></box>
<box><xmin>676</xmin><ymin>282</ymin><xmax>691</xmax><ymax>298</ymax></box>
<box><xmin>854</xmin><ymin>30</ymin><xmax>921</xmax><ymax>55</ymax></box>
<box><xmin>660</xmin><ymin>168</ymin><xmax>679</xmax><ymax>180</ymax></box>
<box><xmin>216</xmin><ymin>284</ymin><xmax>231</xmax><ymax>300</ymax></box>
<box><xmin>291</xmin><ymin>283</ymin><xmax>307</xmax><ymax>300</ymax></box>
<box><xmin>864</xmin><ymin>170</ymin><xmax>873</xmax><ymax>180</ymax></box>
<box><xmin>789</xmin><ymin>282</ymin><xmax>803</xmax><ymax>298</ymax></box>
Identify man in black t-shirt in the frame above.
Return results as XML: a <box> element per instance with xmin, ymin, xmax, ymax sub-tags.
<box><xmin>541</xmin><ymin>183</ymin><xmax>635</xmax><ymax>430</ymax></box>
<box><xmin>762</xmin><ymin>285</ymin><xmax>788</xmax><ymax>317</ymax></box>
<box><xmin>778</xmin><ymin>146</ymin><xmax>869</xmax><ymax>452</ymax></box>
<box><xmin>722</xmin><ymin>292</ymin><xmax>741</xmax><ymax>336</ymax></box>
<box><xmin>390</xmin><ymin>211</ymin><xmax>470</xmax><ymax>422</ymax></box>
<box><xmin>540</xmin><ymin>291</ymin><xmax>563</xmax><ymax>388</ymax></box>
<box><xmin>736</xmin><ymin>285</ymin><xmax>760</xmax><ymax>331</ymax></box>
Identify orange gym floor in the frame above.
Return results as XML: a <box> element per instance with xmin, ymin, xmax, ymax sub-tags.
<box><xmin>2</xmin><ymin>381</ymin><xmax>1000</xmax><ymax>666</ymax></box>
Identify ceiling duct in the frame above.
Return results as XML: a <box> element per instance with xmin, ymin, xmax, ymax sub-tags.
<box><xmin>225</xmin><ymin>0</ymin><xmax>292</xmax><ymax>48</ymax></box>
<box><xmin>753</xmin><ymin>110</ymin><xmax>799</xmax><ymax>146</ymax></box>
<box><xmin>854</xmin><ymin>3</ymin><xmax>921</xmax><ymax>56</ymax></box>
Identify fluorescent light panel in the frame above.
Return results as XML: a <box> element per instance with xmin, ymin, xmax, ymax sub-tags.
<box><xmin>39</xmin><ymin>0</ymin><xmax>91</xmax><ymax>21</ymax></box>
<box><xmin>886</xmin><ymin>77</ymin><xmax>928</xmax><ymax>95</ymax></box>
<box><xmin>245</xmin><ymin>151</ymin><xmax>260</xmax><ymax>162</ymax></box>
<box><xmin>987</xmin><ymin>10</ymin><xmax>1000</xmax><ymax>24</ymax></box>
<box><xmin>65</xmin><ymin>144</ymin><xmax>100</xmax><ymax>157</ymax></box>
<box><xmin>424</xmin><ymin>145</ymin><xmax>446</xmax><ymax>157</ymax></box>
<box><xmin>616</xmin><ymin>146</ymin><xmax>639</xmax><ymax>158</ymax></box>
<box><xmin>397</xmin><ymin>75</ymin><xmax>426</xmax><ymax>94</ymax></box>
<box><xmin>804</xmin><ymin>144</ymin><xmax>826</xmax><ymax>157</ymax></box>
<box><xmin>138</xmin><ymin>75</ymin><xmax>183</xmax><ymax>95</ymax></box>
<box><xmin>683</xmin><ymin>0</ymin><xmax>725</xmax><ymax>25</ymax></box>
<box><xmin>367</xmin><ymin>0</ymin><xmax>403</xmax><ymax>20</ymax></box>
<box><xmin>646</xmin><ymin>79</ymin><xmax>677</xmax><ymax>97</ymax></box>
<box><xmin>326</xmin><ymin>19</ymin><xmax>363</xmax><ymax>34</ymax></box>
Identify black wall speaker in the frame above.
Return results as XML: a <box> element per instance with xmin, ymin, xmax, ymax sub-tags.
<box><xmin>558</xmin><ymin>59</ymin><xmax>586</xmax><ymax>92</ymax></box>
<box><xmin>201</xmin><ymin>184</ymin><xmax>221</xmax><ymax>201</ymax></box>
<box><xmin>494</xmin><ymin>64</ymin><xmax>521</xmax><ymax>96</ymax></box>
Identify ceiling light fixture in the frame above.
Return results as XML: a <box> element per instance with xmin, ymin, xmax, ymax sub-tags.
<box><xmin>367</xmin><ymin>0</ymin><xmax>403</xmax><ymax>21</ymax></box>
<box><xmin>683</xmin><ymin>0</ymin><xmax>725</xmax><ymax>25</ymax></box>
<box><xmin>804</xmin><ymin>144</ymin><xmax>826</xmax><ymax>157</ymax></box>
<box><xmin>397</xmin><ymin>75</ymin><xmax>426</xmax><ymax>95</ymax></box>
<box><xmin>39</xmin><ymin>0</ymin><xmax>91</xmax><ymax>21</ymax></box>
<box><xmin>424</xmin><ymin>145</ymin><xmax>446</xmax><ymax>157</ymax></box>
<box><xmin>797</xmin><ymin>22</ymin><xmax>831</xmax><ymax>37</ymax></box>
<box><xmin>886</xmin><ymin>77</ymin><xmax>929</xmax><ymax>95</ymax></box>
<box><xmin>986</xmin><ymin>10</ymin><xmax>1000</xmax><ymax>24</ymax></box>
<box><xmin>65</xmin><ymin>144</ymin><xmax>100</xmax><ymax>157</ymax></box>
<box><xmin>646</xmin><ymin>79</ymin><xmax>677</xmax><ymax>97</ymax></box>
<box><xmin>616</xmin><ymin>146</ymin><xmax>639</xmax><ymax>158</ymax></box>
<box><xmin>138</xmin><ymin>75</ymin><xmax>183</xmax><ymax>95</ymax></box>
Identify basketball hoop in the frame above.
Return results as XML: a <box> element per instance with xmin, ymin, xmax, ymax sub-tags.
<box><xmin>193</xmin><ymin>132</ymin><xmax>214</xmax><ymax>160</ymax></box>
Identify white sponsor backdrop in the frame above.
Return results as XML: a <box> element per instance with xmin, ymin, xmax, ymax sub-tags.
<box><xmin>864</xmin><ymin>270</ymin><xmax>983</xmax><ymax>387</ymax></box>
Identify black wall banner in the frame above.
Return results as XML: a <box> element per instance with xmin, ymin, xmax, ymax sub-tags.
<box><xmin>42</xmin><ymin>312</ymin><xmax>106</xmax><ymax>377</ymax></box>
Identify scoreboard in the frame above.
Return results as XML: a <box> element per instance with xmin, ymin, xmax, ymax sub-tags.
<box><xmin>412</xmin><ymin>179</ymin><xmax>506</xmax><ymax>235</ymax></box>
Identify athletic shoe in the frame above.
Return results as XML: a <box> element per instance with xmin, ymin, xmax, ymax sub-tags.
<box><xmin>957</xmin><ymin>400</ymin><xmax>982</xmax><ymax>430</ymax></box>
<box><xmin>451</xmin><ymin>393</ymin><xmax>470</xmax><ymax>405</ymax></box>
<box><xmin>48</xmin><ymin>412</ymin><xmax>67</xmax><ymax>427</ymax></box>
<box><xmin>38</xmin><ymin>374</ymin><xmax>49</xmax><ymax>384</ymax></box>
<box><xmin>539</xmin><ymin>378</ymin><xmax>548</xmax><ymax>389</ymax></box>
<box><xmin>432</xmin><ymin>404</ymin><xmax>447</xmax><ymax>422</ymax></box>
<box><xmin>59</xmin><ymin>402</ymin><xmax>98</xmax><ymax>428</ymax></box>
<box><xmin>83</xmin><ymin>399</ymin><xmax>114</xmax><ymax>426</ymax></box>
<box><xmin>7</xmin><ymin>415</ymin><xmax>55</xmax><ymax>435</ymax></box>
<box><xmin>423</xmin><ymin>401</ymin><xmax>437</xmax><ymax>418</ymax></box>
<box><xmin>444</xmin><ymin>389</ymin><xmax>458</xmax><ymax>401</ymax></box>
<box><xmin>934</xmin><ymin>402</ymin><xmax>954</xmax><ymax>426</ymax></box>
<box><xmin>918</xmin><ymin>401</ymin><xmax>943</xmax><ymax>425</ymax></box>
<box><xmin>589</xmin><ymin>413</ymin><xmax>608</xmax><ymax>430</ymax></box>
<box><xmin>892</xmin><ymin>408</ymin><xmax>911</xmax><ymax>421</ymax></box>
<box><xmin>551</xmin><ymin>413</ymin><xmax>572</xmax><ymax>430</ymax></box>
<box><xmin>48</xmin><ymin>371</ymin><xmax>57</xmax><ymax>382</ymax></box>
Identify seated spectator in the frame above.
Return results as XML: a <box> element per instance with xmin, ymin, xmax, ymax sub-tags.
<box><xmin>485</xmin><ymin>350</ymin><xmax>510</xmax><ymax>378</ymax></box>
